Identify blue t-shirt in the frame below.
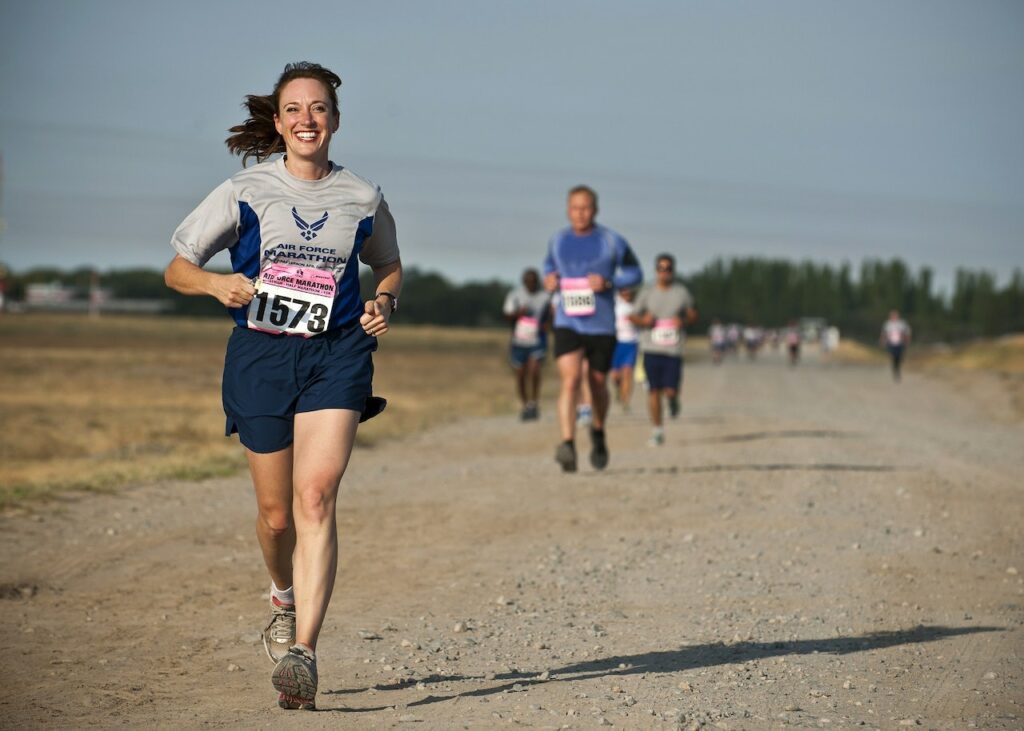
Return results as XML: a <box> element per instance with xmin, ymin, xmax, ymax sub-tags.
<box><xmin>542</xmin><ymin>224</ymin><xmax>642</xmax><ymax>335</ymax></box>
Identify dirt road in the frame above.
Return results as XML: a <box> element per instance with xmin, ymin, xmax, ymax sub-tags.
<box><xmin>4</xmin><ymin>348</ymin><xmax>1022</xmax><ymax>729</ymax></box>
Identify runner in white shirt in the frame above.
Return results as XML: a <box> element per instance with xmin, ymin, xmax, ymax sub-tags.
<box><xmin>879</xmin><ymin>310</ymin><xmax>912</xmax><ymax>381</ymax></box>
<box><xmin>610</xmin><ymin>288</ymin><xmax>640</xmax><ymax>411</ymax></box>
<box><xmin>165</xmin><ymin>62</ymin><xmax>402</xmax><ymax>711</ymax></box>
<box><xmin>709</xmin><ymin>318</ymin><xmax>727</xmax><ymax>365</ymax></box>
<box><xmin>503</xmin><ymin>268</ymin><xmax>552</xmax><ymax>420</ymax></box>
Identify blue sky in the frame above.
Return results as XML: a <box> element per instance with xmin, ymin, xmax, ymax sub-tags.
<box><xmin>1</xmin><ymin>0</ymin><xmax>1022</xmax><ymax>291</ymax></box>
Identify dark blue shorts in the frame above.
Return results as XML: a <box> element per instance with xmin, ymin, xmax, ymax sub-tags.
<box><xmin>509</xmin><ymin>341</ymin><xmax>547</xmax><ymax>368</ymax></box>
<box><xmin>222</xmin><ymin>324</ymin><xmax>379</xmax><ymax>454</ymax></box>
<box><xmin>611</xmin><ymin>341</ymin><xmax>639</xmax><ymax>371</ymax></box>
<box><xmin>643</xmin><ymin>352</ymin><xmax>683</xmax><ymax>391</ymax></box>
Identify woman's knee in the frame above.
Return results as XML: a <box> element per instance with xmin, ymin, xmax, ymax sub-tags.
<box><xmin>257</xmin><ymin>504</ymin><xmax>292</xmax><ymax>537</ymax></box>
<box><xmin>294</xmin><ymin>475</ymin><xmax>341</xmax><ymax>523</ymax></box>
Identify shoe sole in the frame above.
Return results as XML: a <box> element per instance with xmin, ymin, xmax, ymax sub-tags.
<box><xmin>278</xmin><ymin>693</ymin><xmax>316</xmax><ymax>711</ymax></box>
<box><xmin>590</xmin><ymin>448</ymin><xmax>609</xmax><ymax>470</ymax></box>
<box><xmin>555</xmin><ymin>448</ymin><xmax>577</xmax><ymax>473</ymax></box>
<box><xmin>272</xmin><ymin>656</ymin><xmax>317</xmax><ymax>710</ymax></box>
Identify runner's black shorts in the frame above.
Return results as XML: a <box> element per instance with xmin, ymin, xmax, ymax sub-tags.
<box><xmin>553</xmin><ymin>328</ymin><xmax>617</xmax><ymax>373</ymax></box>
<box><xmin>222</xmin><ymin>323</ymin><xmax>383</xmax><ymax>454</ymax></box>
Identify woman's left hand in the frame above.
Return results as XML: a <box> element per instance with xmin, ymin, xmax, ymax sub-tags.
<box><xmin>360</xmin><ymin>297</ymin><xmax>392</xmax><ymax>336</ymax></box>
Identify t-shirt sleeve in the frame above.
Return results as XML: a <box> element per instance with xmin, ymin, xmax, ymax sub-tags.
<box><xmin>502</xmin><ymin>290</ymin><xmax>518</xmax><ymax>316</ymax></box>
<box><xmin>542</xmin><ymin>236</ymin><xmax>558</xmax><ymax>276</ymax></box>
<box><xmin>633</xmin><ymin>287</ymin><xmax>649</xmax><ymax>315</ymax></box>
<box><xmin>170</xmin><ymin>179</ymin><xmax>240</xmax><ymax>267</ymax></box>
<box><xmin>612</xmin><ymin>235</ymin><xmax>643</xmax><ymax>290</ymax></box>
<box><xmin>359</xmin><ymin>196</ymin><xmax>401</xmax><ymax>268</ymax></box>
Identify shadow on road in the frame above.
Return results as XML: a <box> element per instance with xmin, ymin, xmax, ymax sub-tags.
<box><xmin>592</xmin><ymin>462</ymin><xmax>910</xmax><ymax>476</ymax></box>
<box><xmin>323</xmin><ymin>624</ymin><xmax>1001</xmax><ymax>713</ymax></box>
<box><xmin>684</xmin><ymin>429</ymin><xmax>859</xmax><ymax>445</ymax></box>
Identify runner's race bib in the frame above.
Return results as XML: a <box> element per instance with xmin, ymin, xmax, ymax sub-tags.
<box><xmin>514</xmin><ymin>316</ymin><xmax>541</xmax><ymax>346</ymax></box>
<box><xmin>247</xmin><ymin>263</ymin><xmax>334</xmax><ymax>337</ymax></box>
<box><xmin>887</xmin><ymin>330</ymin><xmax>903</xmax><ymax>346</ymax></box>
<box><xmin>561</xmin><ymin>277</ymin><xmax>596</xmax><ymax>317</ymax></box>
<box><xmin>651</xmin><ymin>318</ymin><xmax>681</xmax><ymax>347</ymax></box>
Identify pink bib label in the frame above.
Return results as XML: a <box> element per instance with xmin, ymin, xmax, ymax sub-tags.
<box><xmin>651</xmin><ymin>318</ymin><xmax>681</xmax><ymax>347</ymax></box>
<box><xmin>247</xmin><ymin>263</ymin><xmax>335</xmax><ymax>336</ymax></box>
<box><xmin>514</xmin><ymin>316</ymin><xmax>541</xmax><ymax>346</ymax></box>
<box><xmin>561</xmin><ymin>277</ymin><xmax>596</xmax><ymax>317</ymax></box>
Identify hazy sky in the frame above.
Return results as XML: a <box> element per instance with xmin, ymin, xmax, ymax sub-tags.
<box><xmin>1</xmin><ymin>0</ymin><xmax>1022</xmax><ymax>291</ymax></box>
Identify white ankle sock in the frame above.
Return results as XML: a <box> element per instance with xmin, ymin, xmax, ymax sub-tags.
<box><xmin>271</xmin><ymin>582</ymin><xmax>294</xmax><ymax>605</ymax></box>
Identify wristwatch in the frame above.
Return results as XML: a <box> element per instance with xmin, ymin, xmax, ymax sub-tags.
<box><xmin>375</xmin><ymin>291</ymin><xmax>398</xmax><ymax>312</ymax></box>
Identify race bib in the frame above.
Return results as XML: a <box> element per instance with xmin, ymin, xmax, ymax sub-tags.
<box><xmin>887</xmin><ymin>330</ymin><xmax>903</xmax><ymax>346</ymax></box>
<box><xmin>651</xmin><ymin>318</ymin><xmax>681</xmax><ymax>347</ymax></box>
<box><xmin>561</xmin><ymin>277</ymin><xmax>596</xmax><ymax>317</ymax></box>
<box><xmin>514</xmin><ymin>316</ymin><xmax>540</xmax><ymax>346</ymax></box>
<box><xmin>247</xmin><ymin>263</ymin><xmax>334</xmax><ymax>337</ymax></box>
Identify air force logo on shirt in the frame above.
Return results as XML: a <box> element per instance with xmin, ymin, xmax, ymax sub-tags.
<box><xmin>292</xmin><ymin>207</ymin><xmax>329</xmax><ymax>241</ymax></box>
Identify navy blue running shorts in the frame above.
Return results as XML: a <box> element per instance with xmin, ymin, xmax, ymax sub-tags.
<box><xmin>643</xmin><ymin>352</ymin><xmax>683</xmax><ymax>391</ymax></box>
<box><xmin>222</xmin><ymin>324</ymin><xmax>379</xmax><ymax>453</ymax></box>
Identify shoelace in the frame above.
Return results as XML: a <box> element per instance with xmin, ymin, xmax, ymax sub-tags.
<box><xmin>264</xmin><ymin>604</ymin><xmax>296</xmax><ymax>643</ymax></box>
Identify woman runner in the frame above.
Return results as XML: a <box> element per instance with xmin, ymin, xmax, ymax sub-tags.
<box><xmin>164</xmin><ymin>62</ymin><xmax>402</xmax><ymax>710</ymax></box>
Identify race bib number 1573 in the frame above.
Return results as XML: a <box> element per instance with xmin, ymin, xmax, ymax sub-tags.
<box><xmin>247</xmin><ymin>263</ymin><xmax>335</xmax><ymax>337</ymax></box>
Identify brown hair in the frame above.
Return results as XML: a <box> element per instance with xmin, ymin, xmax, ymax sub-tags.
<box><xmin>225</xmin><ymin>62</ymin><xmax>342</xmax><ymax>166</ymax></box>
<box><xmin>567</xmin><ymin>184</ymin><xmax>598</xmax><ymax>209</ymax></box>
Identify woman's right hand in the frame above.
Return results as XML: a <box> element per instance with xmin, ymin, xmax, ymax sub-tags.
<box><xmin>212</xmin><ymin>273</ymin><xmax>257</xmax><ymax>308</ymax></box>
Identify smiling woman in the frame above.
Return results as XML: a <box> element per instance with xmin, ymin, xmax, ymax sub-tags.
<box><xmin>225</xmin><ymin>61</ymin><xmax>343</xmax><ymax>167</ymax></box>
<box><xmin>162</xmin><ymin>61</ymin><xmax>404</xmax><ymax>712</ymax></box>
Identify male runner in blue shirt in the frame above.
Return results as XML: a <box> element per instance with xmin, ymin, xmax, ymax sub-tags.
<box><xmin>543</xmin><ymin>185</ymin><xmax>643</xmax><ymax>472</ymax></box>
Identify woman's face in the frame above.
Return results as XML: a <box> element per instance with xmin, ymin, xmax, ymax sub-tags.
<box><xmin>274</xmin><ymin>77</ymin><xmax>339</xmax><ymax>166</ymax></box>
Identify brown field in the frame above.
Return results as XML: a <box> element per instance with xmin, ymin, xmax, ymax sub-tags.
<box><xmin>0</xmin><ymin>314</ymin><xmax>525</xmax><ymax>509</ymax></box>
<box><xmin>4</xmin><ymin>315</ymin><xmax>1020</xmax><ymax>509</ymax></box>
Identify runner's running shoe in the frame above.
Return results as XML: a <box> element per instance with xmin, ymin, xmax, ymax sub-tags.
<box><xmin>272</xmin><ymin>645</ymin><xmax>318</xmax><ymax>710</ymax></box>
<box><xmin>576</xmin><ymin>404</ymin><xmax>592</xmax><ymax>426</ymax></box>
<box><xmin>589</xmin><ymin>428</ymin><xmax>609</xmax><ymax>470</ymax></box>
<box><xmin>648</xmin><ymin>429</ymin><xmax>665</xmax><ymax>447</ymax></box>
<box><xmin>262</xmin><ymin>596</ymin><xmax>296</xmax><ymax>663</ymax></box>
<box><xmin>555</xmin><ymin>441</ymin><xmax>577</xmax><ymax>473</ymax></box>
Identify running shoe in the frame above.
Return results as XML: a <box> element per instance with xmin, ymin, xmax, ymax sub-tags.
<box><xmin>576</xmin><ymin>404</ymin><xmax>592</xmax><ymax>426</ymax></box>
<box><xmin>668</xmin><ymin>395</ymin><xmax>680</xmax><ymax>419</ymax></box>
<box><xmin>262</xmin><ymin>596</ymin><xmax>296</xmax><ymax>663</ymax></box>
<box><xmin>272</xmin><ymin>645</ymin><xmax>318</xmax><ymax>711</ymax></box>
<box><xmin>555</xmin><ymin>441</ymin><xmax>577</xmax><ymax>473</ymax></box>
<box><xmin>648</xmin><ymin>430</ymin><xmax>665</xmax><ymax>447</ymax></box>
<box><xmin>589</xmin><ymin>428</ymin><xmax>609</xmax><ymax>470</ymax></box>
<box><xmin>521</xmin><ymin>402</ymin><xmax>539</xmax><ymax>421</ymax></box>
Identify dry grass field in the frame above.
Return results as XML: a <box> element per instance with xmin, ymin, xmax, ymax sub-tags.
<box><xmin>4</xmin><ymin>314</ymin><xmax>1019</xmax><ymax>509</ymax></box>
<box><xmin>0</xmin><ymin>314</ymin><xmax>523</xmax><ymax>509</ymax></box>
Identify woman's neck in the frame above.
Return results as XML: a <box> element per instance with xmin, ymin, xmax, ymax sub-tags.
<box><xmin>283</xmin><ymin>155</ymin><xmax>332</xmax><ymax>181</ymax></box>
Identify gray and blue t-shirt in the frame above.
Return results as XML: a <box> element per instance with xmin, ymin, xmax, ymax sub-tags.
<box><xmin>171</xmin><ymin>158</ymin><xmax>400</xmax><ymax>331</ymax></box>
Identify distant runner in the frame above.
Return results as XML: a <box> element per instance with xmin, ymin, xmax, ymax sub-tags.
<box><xmin>631</xmin><ymin>254</ymin><xmax>697</xmax><ymax>446</ymax></box>
<box><xmin>709</xmin><ymin>318</ymin><xmax>727</xmax><ymax>365</ymax></box>
<box><xmin>785</xmin><ymin>320</ymin><xmax>801</xmax><ymax>366</ymax></box>
<box><xmin>165</xmin><ymin>62</ymin><xmax>401</xmax><ymax>712</ymax></box>
<box><xmin>503</xmin><ymin>268</ymin><xmax>552</xmax><ymax>420</ymax></box>
<box><xmin>611</xmin><ymin>288</ymin><xmax>640</xmax><ymax>411</ymax></box>
<box><xmin>880</xmin><ymin>310</ymin><xmax>912</xmax><ymax>381</ymax></box>
<box><xmin>543</xmin><ymin>185</ymin><xmax>643</xmax><ymax>472</ymax></box>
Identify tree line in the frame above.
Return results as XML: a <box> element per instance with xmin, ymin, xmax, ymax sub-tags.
<box><xmin>3</xmin><ymin>258</ymin><xmax>1022</xmax><ymax>342</ymax></box>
